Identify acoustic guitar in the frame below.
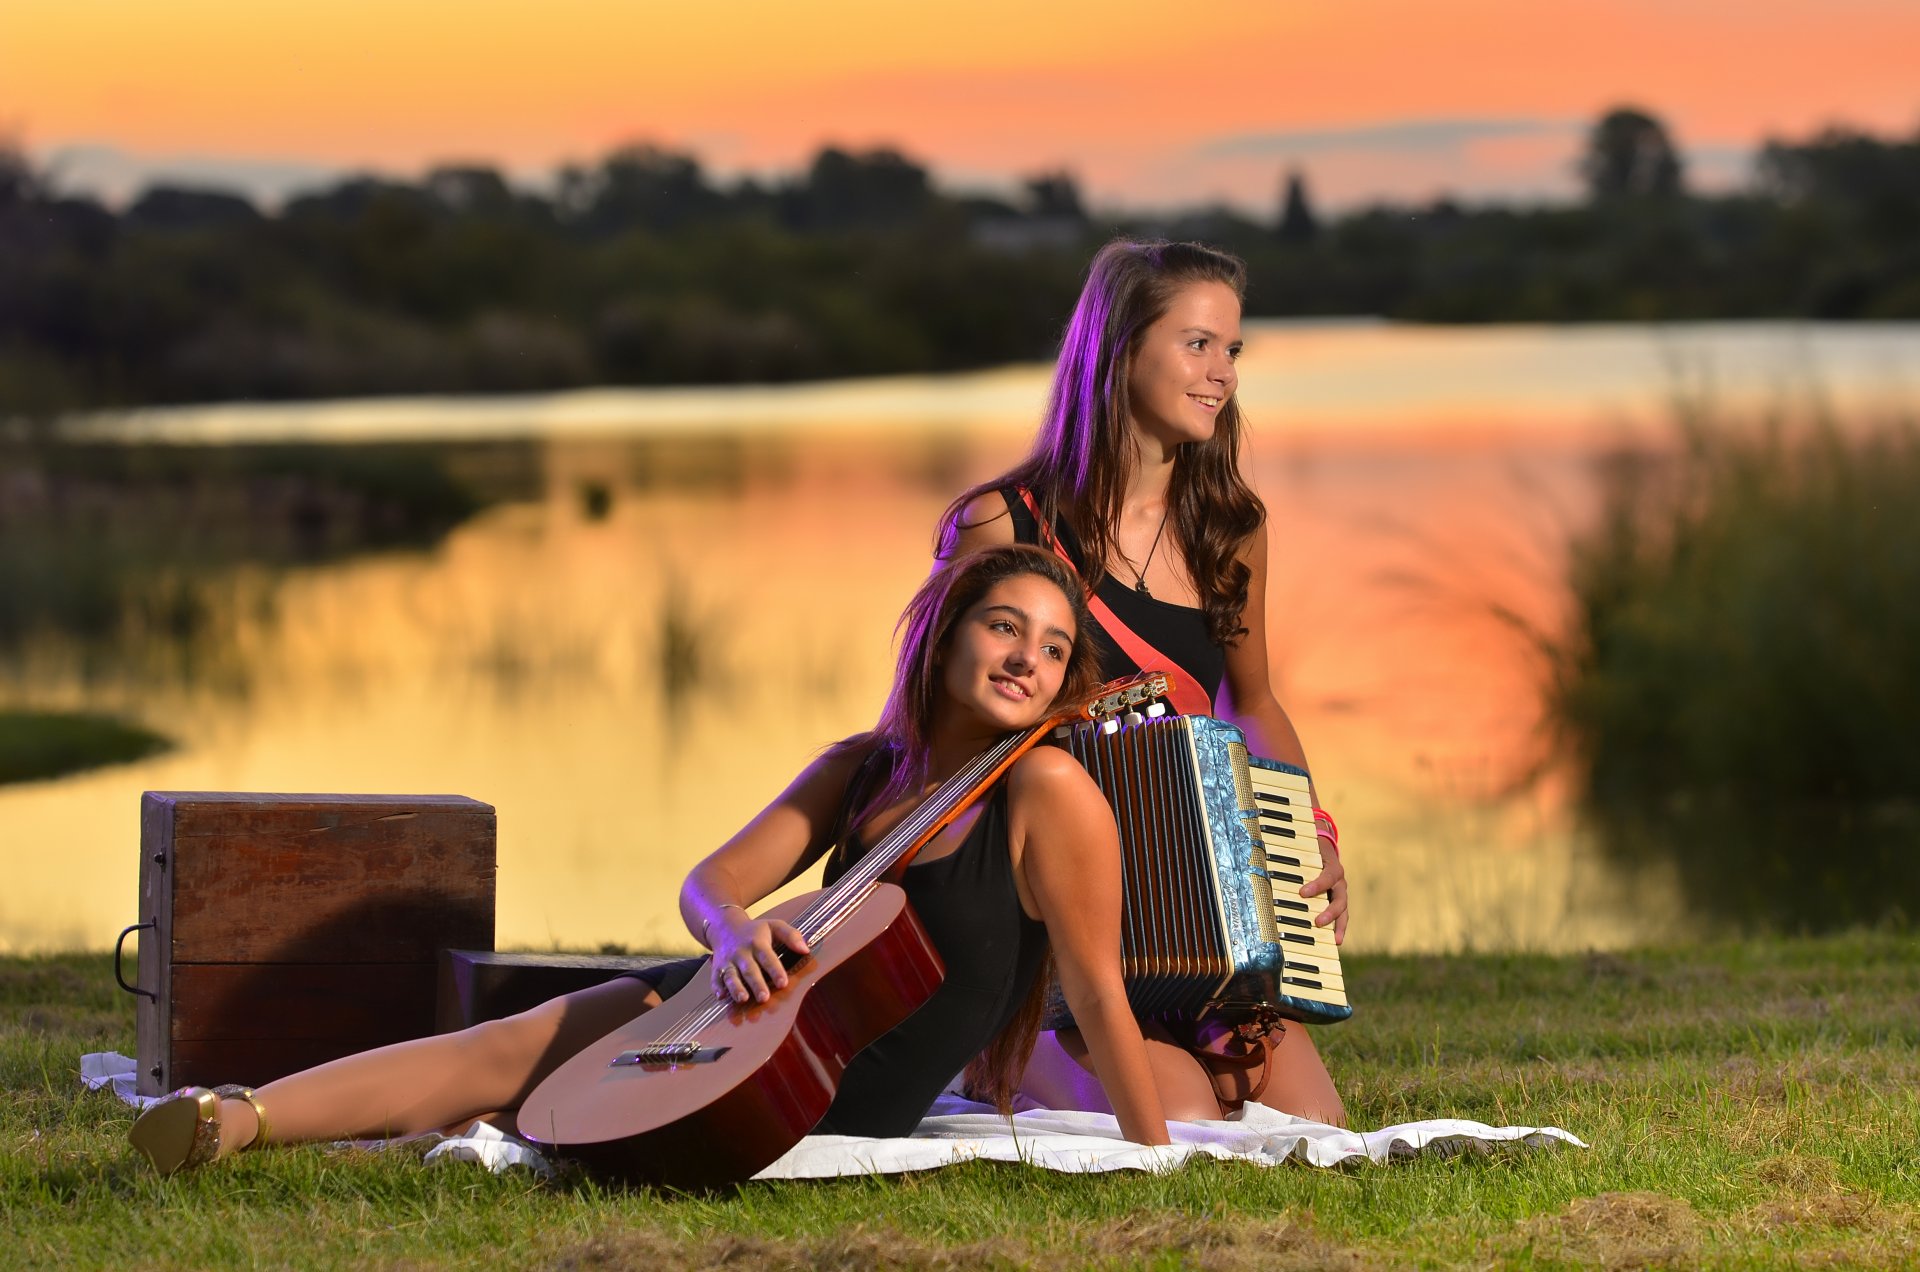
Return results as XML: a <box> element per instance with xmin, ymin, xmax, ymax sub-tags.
<box><xmin>516</xmin><ymin>672</ymin><xmax>1170</xmax><ymax>1186</ymax></box>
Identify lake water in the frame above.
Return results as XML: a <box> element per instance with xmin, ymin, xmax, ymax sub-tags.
<box><xmin>5</xmin><ymin>320</ymin><xmax>1916</xmax><ymax>956</ymax></box>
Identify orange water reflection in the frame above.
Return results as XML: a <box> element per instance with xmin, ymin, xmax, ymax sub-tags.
<box><xmin>20</xmin><ymin>320</ymin><xmax>1917</xmax><ymax>956</ymax></box>
<box><xmin>0</xmin><ymin>426</ymin><xmax>1674</xmax><ymax>957</ymax></box>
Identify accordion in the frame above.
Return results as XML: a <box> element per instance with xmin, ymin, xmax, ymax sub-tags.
<box><xmin>1044</xmin><ymin>711</ymin><xmax>1350</xmax><ymax>1029</ymax></box>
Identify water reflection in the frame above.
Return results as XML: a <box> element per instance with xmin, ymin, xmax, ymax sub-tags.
<box><xmin>0</xmin><ymin>427</ymin><xmax>1670</xmax><ymax>956</ymax></box>
<box><xmin>13</xmin><ymin>320</ymin><xmax>1917</xmax><ymax>956</ymax></box>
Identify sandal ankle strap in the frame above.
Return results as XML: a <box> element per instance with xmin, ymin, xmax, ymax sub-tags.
<box><xmin>212</xmin><ymin>1084</ymin><xmax>271</xmax><ymax>1148</ymax></box>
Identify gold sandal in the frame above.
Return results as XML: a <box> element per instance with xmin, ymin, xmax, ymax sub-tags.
<box><xmin>128</xmin><ymin>1084</ymin><xmax>270</xmax><ymax>1174</ymax></box>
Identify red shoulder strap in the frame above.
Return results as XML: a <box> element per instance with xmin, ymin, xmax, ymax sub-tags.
<box><xmin>1014</xmin><ymin>487</ymin><xmax>1216</xmax><ymax>717</ymax></box>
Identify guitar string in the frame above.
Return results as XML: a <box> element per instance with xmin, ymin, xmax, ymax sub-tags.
<box><xmin>655</xmin><ymin>730</ymin><xmax>1026</xmax><ymax>1046</ymax></box>
<box><xmin>659</xmin><ymin>737</ymin><xmax>1012</xmax><ymax>1043</ymax></box>
<box><xmin>650</xmin><ymin>680</ymin><xmax>1151</xmax><ymax>1048</ymax></box>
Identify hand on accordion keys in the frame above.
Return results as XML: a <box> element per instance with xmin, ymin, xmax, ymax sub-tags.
<box><xmin>1301</xmin><ymin>809</ymin><xmax>1348</xmax><ymax>945</ymax></box>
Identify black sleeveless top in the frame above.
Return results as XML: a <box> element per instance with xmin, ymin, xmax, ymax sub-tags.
<box><xmin>622</xmin><ymin>773</ymin><xmax>1048</xmax><ymax>1137</ymax></box>
<box><xmin>812</xmin><ymin>782</ymin><xmax>1049</xmax><ymax>1135</ymax></box>
<box><xmin>999</xmin><ymin>487</ymin><xmax>1227</xmax><ymax>702</ymax></box>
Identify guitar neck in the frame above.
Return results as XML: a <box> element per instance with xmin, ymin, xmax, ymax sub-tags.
<box><xmin>794</xmin><ymin>672</ymin><xmax>1172</xmax><ymax>942</ymax></box>
<box><xmin>857</xmin><ymin>729</ymin><xmax>1035</xmax><ymax>879</ymax></box>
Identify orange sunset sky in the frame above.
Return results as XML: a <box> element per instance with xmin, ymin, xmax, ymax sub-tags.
<box><xmin>5</xmin><ymin>0</ymin><xmax>1917</xmax><ymax>212</ymax></box>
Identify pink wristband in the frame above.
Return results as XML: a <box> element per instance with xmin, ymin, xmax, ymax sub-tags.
<box><xmin>1312</xmin><ymin>807</ymin><xmax>1339</xmax><ymax>852</ymax></box>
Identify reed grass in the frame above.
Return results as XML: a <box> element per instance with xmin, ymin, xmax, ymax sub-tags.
<box><xmin>6</xmin><ymin>933</ymin><xmax>1917</xmax><ymax>1269</ymax></box>
<box><xmin>1544</xmin><ymin>409</ymin><xmax>1920</xmax><ymax>930</ymax></box>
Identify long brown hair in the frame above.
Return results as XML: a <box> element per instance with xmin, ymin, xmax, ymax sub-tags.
<box><xmin>843</xmin><ymin>543</ymin><xmax>1101</xmax><ymax>817</ymax></box>
<box><xmin>829</xmin><ymin>544</ymin><xmax>1101</xmax><ymax>1110</ymax></box>
<box><xmin>938</xmin><ymin>239</ymin><xmax>1266</xmax><ymax>646</ymax></box>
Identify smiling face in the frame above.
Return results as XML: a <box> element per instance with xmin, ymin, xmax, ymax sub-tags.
<box><xmin>938</xmin><ymin>572</ymin><xmax>1079</xmax><ymax>735</ymax></box>
<box><xmin>1123</xmin><ymin>280</ymin><xmax>1243</xmax><ymax>455</ymax></box>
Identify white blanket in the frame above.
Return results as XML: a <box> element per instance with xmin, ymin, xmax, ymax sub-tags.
<box><xmin>83</xmin><ymin>1051</ymin><xmax>1584</xmax><ymax>1178</ymax></box>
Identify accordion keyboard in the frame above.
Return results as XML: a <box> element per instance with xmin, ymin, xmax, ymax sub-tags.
<box><xmin>1244</xmin><ymin>760</ymin><xmax>1347</xmax><ymax>1012</ymax></box>
<box><xmin>1049</xmin><ymin>713</ymin><xmax>1351</xmax><ymax>1028</ymax></box>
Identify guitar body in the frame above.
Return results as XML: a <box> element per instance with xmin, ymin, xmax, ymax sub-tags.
<box><xmin>519</xmin><ymin>675</ymin><xmax>1170</xmax><ymax>1187</ymax></box>
<box><xmin>517</xmin><ymin>882</ymin><xmax>944</xmax><ymax>1187</ymax></box>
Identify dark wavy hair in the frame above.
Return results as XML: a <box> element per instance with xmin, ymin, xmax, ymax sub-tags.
<box><xmin>938</xmin><ymin>238</ymin><xmax>1266</xmax><ymax>646</ymax></box>
<box><xmin>829</xmin><ymin>544</ymin><xmax>1101</xmax><ymax>1110</ymax></box>
<box><xmin>856</xmin><ymin>543</ymin><xmax>1099</xmax><ymax>806</ymax></box>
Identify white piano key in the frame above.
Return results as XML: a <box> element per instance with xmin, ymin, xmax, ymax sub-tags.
<box><xmin>1279</xmin><ymin>983</ymin><xmax>1350</xmax><ymax>1008</ymax></box>
<box><xmin>1273</xmin><ymin>917</ymin><xmax>1340</xmax><ymax>953</ymax></box>
<box><xmin>1277</xmin><ymin>961</ymin><xmax>1345</xmax><ymax>987</ymax></box>
<box><xmin>1279</xmin><ymin>954</ymin><xmax>1344</xmax><ymax>991</ymax></box>
<box><xmin>1276</xmin><ymin>923</ymin><xmax>1337</xmax><ymax>947</ymax></box>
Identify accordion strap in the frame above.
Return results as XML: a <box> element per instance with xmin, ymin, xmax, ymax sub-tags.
<box><xmin>1012</xmin><ymin>487</ymin><xmax>1215</xmax><ymax>717</ymax></box>
<box><xmin>1166</xmin><ymin>1011</ymin><xmax>1286</xmax><ymax>1107</ymax></box>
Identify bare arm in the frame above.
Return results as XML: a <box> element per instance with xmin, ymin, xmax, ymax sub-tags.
<box><xmin>1007</xmin><ymin>748</ymin><xmax>1170</xmax><ymax>1146</ymax></box>
<box><xmin>1218</xmin><ymin>521</ymin><xmax>1309</xmax><ymax>769</ymax></box>
<box><xmin>678</xmin><ymin>743</ymin><xmax>870</xmax><ymax>1002</ymax></box>
<box><xmin>1218</xmin><ymin>522</ymin><xmax>1349</xmax><ymax>943</ymax></box>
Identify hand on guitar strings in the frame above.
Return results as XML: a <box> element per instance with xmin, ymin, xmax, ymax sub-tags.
<box><xmin>708</xmin><ymin>908</ymin><xmax>812</xmax><ymax>1004</ymax></box>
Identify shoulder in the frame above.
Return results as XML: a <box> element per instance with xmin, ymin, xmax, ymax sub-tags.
<box><xmin>1005</xmin><ymin>745</ymin><xmax>1111</xmax><ymax>822</ymax></box>
<box><xmin>798</xmin><ymin>734</ymin><xmax>886</xmax><ymax>802</ymax></box>
<box><xmin>942</xmin><ymin>488</ymin><xmax>1019</xmax><ymax>558</ymax></box>
<box><xmin>1004</xmin><ymin>746</ymin><xmax>1120</xmax><ymax>885</ymax></box>
<box><xmin>958</xmin><ymin>488</ymin><xmax>1017</xmax><ymax>532</ymax></box>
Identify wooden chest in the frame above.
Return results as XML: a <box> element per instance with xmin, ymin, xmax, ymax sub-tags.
<box><xmin>127</xmin><ymin>792</ymin><xmax>495</xmax><ymax>1096</ymax></box>
<box><xmin>436</xmin><ymin>949</ymin><xmax>687</xmax><ymax>1033</ymax></box>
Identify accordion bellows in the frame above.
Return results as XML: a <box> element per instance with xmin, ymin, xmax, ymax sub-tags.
<box><xmin>1046</xmin><ymin>713</ymin><xmax>1350</xmax><ymax>1028</ymax></box>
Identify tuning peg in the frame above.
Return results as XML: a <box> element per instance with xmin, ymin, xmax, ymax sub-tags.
<box><xmin>1100</xmin><ymin>718</ymin><xmax>1121</xmax><ymax>735</ymax></box>
<box><xmin>1122</xmin><ymin>710</ymin><xmax>1144</xmax><ymax>726</ymax></box>
<box><xmin>1145</xmin><ymin>702</ymin><xmax>1168</xmax><ymax>718</ymax></box>
<box><xmin>1052</xmin><ymin>725</ymin><xmax>1073</xmax><ymax>739</ymax></box>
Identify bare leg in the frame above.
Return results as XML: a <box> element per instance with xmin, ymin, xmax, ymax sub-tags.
<box><xmin>1020</xmin><ymin>1021</ymin><xmax>1346</xmax><ymax>1127</ymax></box>
<box><xmin>1209</xmin><ymin>1021</ymin><xmax>1345</xmax><ymax>1127</ymax></box>
<box><xmin>1020</xmin><ymin>1025</ymin><xmax>1223</xmax><ymax>1123</ymax></box>
<box><xmin>209</xmin><ymin>977</ymin><xmax>663</xmax><ymax>1154</ymax></box>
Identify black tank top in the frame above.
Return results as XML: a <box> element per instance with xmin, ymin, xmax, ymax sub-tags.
<box><xmin>813</xmin><ymin>781</ymin><xmax>1049</xmax><ymax>1136</ymax></box>
<box><xmin>999</xmin><ymin>487</ymin><xmax>1227</xmax><ymax>702</ymax></box>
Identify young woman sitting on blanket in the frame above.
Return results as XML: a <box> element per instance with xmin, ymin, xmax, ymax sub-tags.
<box><xmin>940</xmin><ymin>239</ymin><xmax>1348</xmax><ymax>1126</ymax></box>
<box><xmin>128</xmin><ymin>544</ymin><xmax>1171</xmax><ymax>1175</ymax></box>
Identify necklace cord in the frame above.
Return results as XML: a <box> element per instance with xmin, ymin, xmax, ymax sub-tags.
<box><xmin>1124</xmin><ymin>505</ymin><xmax>1172</xmax><ymax>597</ymax></box>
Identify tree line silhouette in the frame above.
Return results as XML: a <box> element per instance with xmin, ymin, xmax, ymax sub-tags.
<box><xmin>3</xmin><ymin>106</ymin><xmax>1918</xmax><ymax>415</ymax></box>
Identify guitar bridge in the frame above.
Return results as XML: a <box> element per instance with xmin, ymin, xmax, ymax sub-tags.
<box><xmin>612</xmin><ymin>1042</ymin><xmax>732</xmax><ymax>1067</ymax></box>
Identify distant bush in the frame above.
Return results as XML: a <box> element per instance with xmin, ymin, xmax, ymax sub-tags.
<box><xmin>1546</xmin><ymin>412</ymin><xmax>1920</xmax><ymax>930</ymax></box>
<box><xmin>7</xmin><ymin>116</ymin><xmax>1920</xmax><ymax>415</ymax></box>
<box><xmin>0</xmin><ymin>709</ymin><xmax>171</xmax><ymax>784</ymax></box>
<box><xmin>0</xmin><ymin>440</ymin><xmax>516</xmax><ymax>688</ymax></box>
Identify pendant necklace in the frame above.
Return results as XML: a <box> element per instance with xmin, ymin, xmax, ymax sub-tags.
<box><xmin>1124</xmin><ymin>507</ymin><xmax>1171</xmax><ymax>598</ymax></box>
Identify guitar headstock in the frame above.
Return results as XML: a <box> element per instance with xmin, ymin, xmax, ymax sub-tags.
<box><xmin>1062</xmin><ymin>671</ymin><xmax>1173</xmax><ymax>725</ymax></box>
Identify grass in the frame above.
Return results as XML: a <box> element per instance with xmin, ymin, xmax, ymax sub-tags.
<box><xmin>7</xmin><ymin>933</ymin><xmax>1919</xmax><ymax>1269</ymax></box>
<box><xmin>0</xmin><ymin>709</ymin><xmax>173</xmax><ymax>785</ymax></box>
